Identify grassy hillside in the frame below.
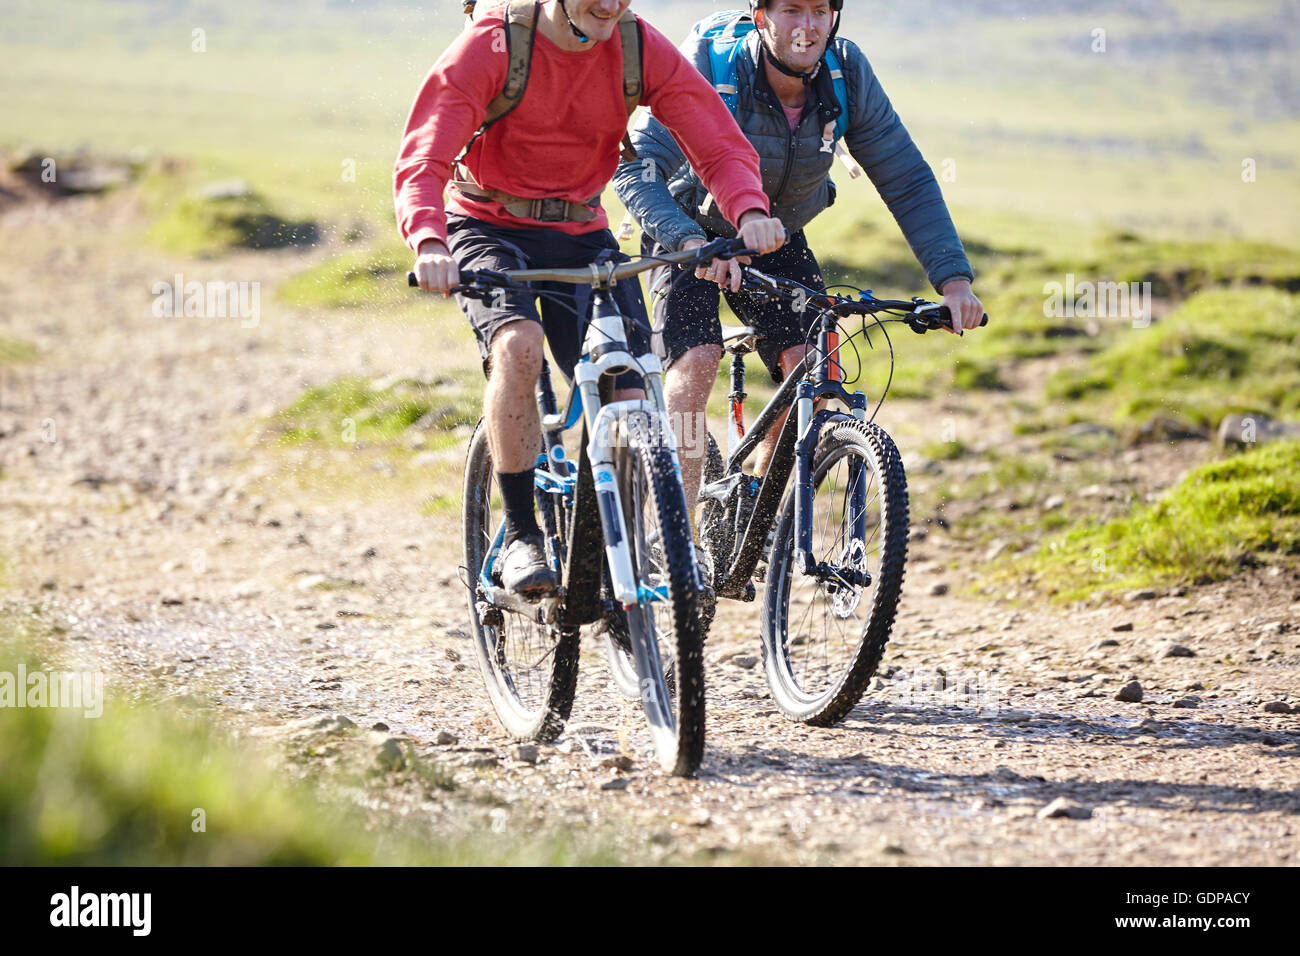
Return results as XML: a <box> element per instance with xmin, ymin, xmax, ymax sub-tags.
<box><xmin>3</xmin><ymin>0</ymin><xmax>1297</xmax><ymax>244</ymax></box>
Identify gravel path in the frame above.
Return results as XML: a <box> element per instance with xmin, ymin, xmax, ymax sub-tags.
<box><xmin>1</xmin><ymin>191</ymin><xmax>1296</xmax><ymax>865</ymax></box>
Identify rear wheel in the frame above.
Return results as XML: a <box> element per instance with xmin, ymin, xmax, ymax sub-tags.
<box><xmin>616</xmin><ymin>412</ymin><xmax>706</xmax><ymax>776</ymax></box>
<box><xmin>463</xmin><ymin>420</ymin><xmax>579</xmax><ymax>741</ymax></box>
<box><xmin>761</xmin><ymin>420</ymin><xmax>908</xmax><ymax>725</ymax></box>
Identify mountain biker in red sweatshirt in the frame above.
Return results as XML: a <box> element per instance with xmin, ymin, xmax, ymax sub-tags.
<box><xmin>396</xmin><ymin>0</ymin><xmax>786</xmax><ymax>598</ymax></box>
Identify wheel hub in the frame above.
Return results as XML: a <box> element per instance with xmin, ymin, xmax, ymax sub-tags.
<box><xmin>828</xmin><ymin>538</ymin><xmax>867</xmax><ymax>617</ymax></box>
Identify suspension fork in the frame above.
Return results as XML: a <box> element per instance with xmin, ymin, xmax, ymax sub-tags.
<box><xmin>792</xmin><ymin>311</ymin><xmax>868</xmax><ymax>579</ymax></box>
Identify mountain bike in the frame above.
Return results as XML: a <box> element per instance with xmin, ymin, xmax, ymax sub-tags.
<box><xmin>408</xmin><ymin>238</ymin><xmax>750</xmax><ymax>776</ymax></box>
<box><xmin>698</xmin><ymin>268</ymin><xmax>988</xmax><ymax>725</ymax></box>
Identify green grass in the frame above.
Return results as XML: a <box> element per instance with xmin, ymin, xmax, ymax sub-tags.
<box><xmin>1001</xmin><ymin>440</ymin><xmax>1300</xmax><ymax>602</ymax></box>
<box><xmin>0</xmin><ymin>336</ymin><xmax>38</xmax><ymax>364</ymax></box>
<box><xmin>0</xmin><ymin>639</ymin><xmax>623</xmax><ymax>864</ymax></box>
<box><xmin>146</xmin><ymin>183</ymin><xmax>319</xmax><ymax>258</ymax></box>
<box><xmin>278</xmin><ymin>238</ymin><xmax>412</xmax><ymax>310</ymax></box>
<box><xmin>274</xmin><ymin>374</ymin><xmax>480</xmax><ymax>446</ymax></box>
<box><xmin>1046</xmin><ymin>233</ymin><xmax>1300</xmax><ymax>299</ymax></box>
<box><xmin>921</xmin><ymin>439</ymin><xmax>968</xmax><ymax>462</ymax></box>
<box><xmin>1045</xmin><ymin>287</ymin><xmax>1300</xmax><ymax>430</ymax></box>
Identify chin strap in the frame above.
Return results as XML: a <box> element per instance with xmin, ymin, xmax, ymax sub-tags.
<box><xmin>760</xmin><ymin>40</ymin><xmax>820</xmax><ymax>86</ymax></box>
<box><xmin>557</xmin><ymin>0</ymin><xmax>589</xmax><ymax>42</ymax></box>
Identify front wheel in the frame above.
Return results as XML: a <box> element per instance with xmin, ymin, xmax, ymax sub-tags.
<box><xmin>616</xmin><ymin>412</ymin><xmax>706</xmax><ymax>776</ymax></box>
<box><xmin>761</xmin><ymin>419</ymin><xmax>908</xmax><ymax>725</ymax></box>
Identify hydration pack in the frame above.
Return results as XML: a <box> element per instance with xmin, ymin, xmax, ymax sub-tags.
<box><xmin>688</xmin><ymin>10</ymin><xmax>849</xmax><ymax>142</ymax></box>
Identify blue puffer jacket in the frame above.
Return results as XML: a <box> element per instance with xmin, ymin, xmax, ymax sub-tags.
<box><xmin>613</xmin><ymin>27</ymin><xmax>974</xmax><ymax>294</ymax></box>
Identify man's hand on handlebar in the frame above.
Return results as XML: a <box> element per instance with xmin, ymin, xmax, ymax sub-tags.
<box><xmin>939</xmin><ymin>278</ymin><xmax>985</xmax><ymax>336</ymax></box>
<box><xmin>737</xmin><ymin>210</ymin><xmax>787</xmax><ymax>258</ymax></box>
<box><xmin>413</xmin><ymin>238</ymin><xmax>460</xmax><ymax>296</ymax></box>
<box><xmin>684</xmin><ymin>211</ymin><xmax>785</xmax><ymax>293</ymax></box>
<box><xmin>683</xmin><ymin>237</ymin><xmax>743</xmax><ymax>292</ymax></box>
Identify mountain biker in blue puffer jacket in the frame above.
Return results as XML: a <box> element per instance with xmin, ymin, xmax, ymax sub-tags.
<box><xmin>613</xmin><ymin>0</ymin><xmax>984</xmax><ymax>567</ymax></box>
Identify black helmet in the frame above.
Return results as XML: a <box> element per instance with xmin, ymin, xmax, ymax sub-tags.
<box><xmin>751</xmin><ymin>0</ymin><xmax>843</xmax><ymax>9</ymax></box>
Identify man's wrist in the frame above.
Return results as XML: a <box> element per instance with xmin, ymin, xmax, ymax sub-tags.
<box><xmin>737</xmin><ymin>208</ymin><xmax>769</xmax><ymax>227</ymax></box>
<box><xmin>418</xmin><ymin>238</ymin><xmax>450</xmax><ymax>257</ymax></box>
<box><xmin>940</xmin><ymin>276</ymin><xmax>973</xmax><ymax>295</ymax></box>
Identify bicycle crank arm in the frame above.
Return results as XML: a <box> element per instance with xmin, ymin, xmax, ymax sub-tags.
<box><xmin>477</xmin><ymin>589</ymin><xmax>565</xmax><ymax>624</ymax></box>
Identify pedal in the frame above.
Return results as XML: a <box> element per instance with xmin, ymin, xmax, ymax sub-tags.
<box><xmin>741</xmin><ymin>582</ymin><xmax>756</xmax><ymax>602</ymax></box>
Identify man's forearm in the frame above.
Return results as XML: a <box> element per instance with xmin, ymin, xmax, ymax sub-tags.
<box><xmin>612</xmin><ymin>118</ymin><xmax>708</xmax><ymax>251</ymax></box>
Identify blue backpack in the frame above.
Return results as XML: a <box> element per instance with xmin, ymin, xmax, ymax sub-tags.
<box><xmin>689</xmin><ymin>10</ymin><xmax>849</xmax><ymax>142</ymax></box>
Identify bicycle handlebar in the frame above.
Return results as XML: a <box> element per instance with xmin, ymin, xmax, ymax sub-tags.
<box><xmin>406</xmin><ymin>238</ymin><xmax>988</xmax><ymax>334</ymax></box>
<box><xmin>407</xmin><ymin>236</ymin><xmax>754</xmax><ymax>292</ymax></box>
<box><xmin>741</xmin><ymin>268</ymin><xmax>989</xmax><ymax>334</ymax></box>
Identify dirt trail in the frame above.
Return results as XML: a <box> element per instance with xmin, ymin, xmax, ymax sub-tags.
<box><xmin>1</xmin><ymin>192</ymin><xmax>1296</xmax><ymax>865</ymax></box>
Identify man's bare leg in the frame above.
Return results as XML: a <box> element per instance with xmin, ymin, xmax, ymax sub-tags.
<box><xmin>753</xmin><ymin>345</ymin><xmax>812</xmax><ymax>475</ymax></box>
<box><xmin>483</xmin><ymin>320</ymin><xmax>560</xmax><ymax>595</ymax></box>
<box><xmin>484</xmin><ymin>321</ymin><xmax>546</xmax><ymax>472</ymax></box>
<box><xmin>663</xmin><ymin>343</ymin><xmax>723</xmax><ymax>517</ymax></box>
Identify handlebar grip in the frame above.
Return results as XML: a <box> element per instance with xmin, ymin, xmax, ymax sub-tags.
<box><xmin>935</xmin><ymin>306</ymin><xmax>991</xmax><ymax>330</ymax></box>
<box><xmin>408</xmin><ymin>270</ymin><xmax>474</xmax><ymax>291</ymax></box>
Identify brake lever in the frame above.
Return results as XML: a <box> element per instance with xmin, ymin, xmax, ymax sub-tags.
<box><xmin>697</xmin><ymin>237</ymin><xmax>758</xmax><ymax>264</ymax></box>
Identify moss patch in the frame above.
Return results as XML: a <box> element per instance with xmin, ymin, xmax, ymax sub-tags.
<box><xmin>1001</xmin><ymin>440</ymin><xmax>1300</xmax><ymax>601</ymax></box>
<box><xmin>0</xmin><ymin>336</ymin><xmax>38</xmax><ymax>364</ymax></box>
<box><xmin>1045</xmin><ymin>288</ymin><xmax>1300</xmax><ymax>431</ymax></box>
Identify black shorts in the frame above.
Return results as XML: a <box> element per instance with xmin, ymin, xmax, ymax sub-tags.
<box><xmin>643</xmin><ymin>229</ymin><xmax>825</xmax><ymax>383</ymax></box>
<box><xmin>445</xmin><ymin>214</ymin><xmax>648</xmax><ymax>389</ymax></box>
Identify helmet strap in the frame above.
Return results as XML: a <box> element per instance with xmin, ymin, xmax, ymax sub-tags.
<box><xmin>760</xmin><ymin>38</ymin><xmax>820</xmax><ymax>86</ymax></box>
<box><xmin>558</xmin><ymin>0</ymin><xmax>590</xmax><ymax>42</ymax></box>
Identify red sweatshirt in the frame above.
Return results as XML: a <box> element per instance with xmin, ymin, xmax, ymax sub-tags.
<box><xmin>394</xmin><ymin>1</ymin><xmax>769</xmax><ymax>252</ymax></box>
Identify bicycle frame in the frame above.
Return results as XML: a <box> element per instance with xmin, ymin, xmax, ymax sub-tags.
<box><xmin>476</xmin><ymin>287</ymin><xmax>684</xmax><ymax>625</ymax></box>
<box><xmin>705</xmin><ymin>305</ymin><xmax>871</xmax><ymax>600</ymax></box>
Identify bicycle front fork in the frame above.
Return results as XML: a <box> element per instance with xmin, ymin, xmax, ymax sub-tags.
<box><xmin>576</xmin><ymin>292</ymin><xmax>683</xmax><ymax>609</ymax></box>
<box><xmin>791</xmin><ymin>385</ymin><xmax>870</xmax><ymax>583</ymax></box>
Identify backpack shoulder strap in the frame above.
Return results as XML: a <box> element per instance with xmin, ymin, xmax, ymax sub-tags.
<box><xmin>706</xmin><ymin>14</ymin><xmax>754</xmax><ymax>114</ymax></box>
<box><xmin>617</xmin><ymin>10</ymin><xmax>643</xmax><ymax>115</ymax></box>
<box><xmin>617</xmin><ymin>10</ymin><xmax>644</xmax><ymax>161</ymax></box>
<box><xmin>484</xmin><ymin>0</ymin><xmax>540</xmax><ymax>126</ymax></box>
<box><xmin>824</xmin><ymin>45</ymin><xmax>848</xmax><ymax>141</ymax></box>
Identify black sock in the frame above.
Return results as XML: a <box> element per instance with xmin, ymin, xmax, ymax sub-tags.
<box><xmin>497</xmin><ymin>469</ymin><xmax>541</xmax><ymax>545</ymax></box>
